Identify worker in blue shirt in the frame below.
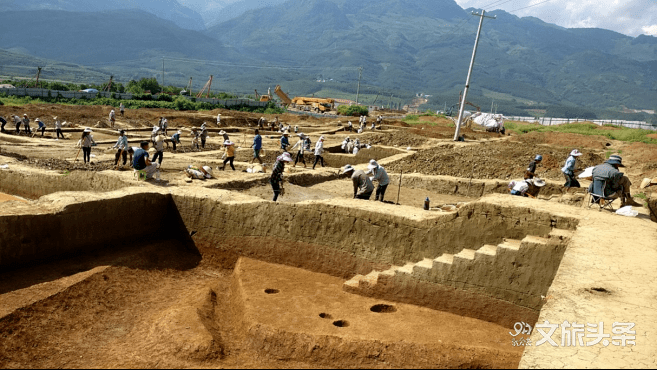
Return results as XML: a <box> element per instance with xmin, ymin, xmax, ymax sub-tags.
<box><xmin>281</xmin><ymin>130</ymin><xmax>290</xmax><ymax>153</ymax></box>
<box><xmin>251</xmin><ymin>129</ymin><xmax>263</xmax><ymax>164</ymax></box>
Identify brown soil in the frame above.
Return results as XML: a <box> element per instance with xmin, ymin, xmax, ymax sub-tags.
<box><xmin>361</xmin><ymin>131</ymin><xmax>429</xmax><ymax>147</ymax></box>
<box><xmin>0</xmin><ymin>192</ymin><xmax>24</xmax><ymax>203</ymax></box>
<box><xmin>516</xmin><ymin>131</ymin><xmax>612</xmax><ymax>150</ymax></box>
<box><xmin>387</xmin><ymin>141</ymin><xmax>605</xmax><ymax>181</ymax></box>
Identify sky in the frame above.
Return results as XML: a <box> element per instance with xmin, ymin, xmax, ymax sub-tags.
<box><xmin>454</xmin><ymin>0</ymin><xmax>657</xmax><ymax>37</ymax></box>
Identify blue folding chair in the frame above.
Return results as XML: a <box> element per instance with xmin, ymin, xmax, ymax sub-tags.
<box><xmin>587</xmin><ymin>179</ymin><xmax>617</xmax><ymax>211</ymax></box>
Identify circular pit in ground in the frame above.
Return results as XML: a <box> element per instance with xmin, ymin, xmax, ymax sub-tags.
<box><xmin>264</xmin><ymin>289</ymin><xmax>280</xmax><ymax>294</ymax></box>
<box><xmin>333</xmin><ymin>320</ymin><xmax>349</xmax><ymax>327</ymax></box>
<box><xmin>319</xmin><ymin>313</ymin><xmax>333</xmax><ymax>319</ymax></box>
<box><xmin>370</xmin><ymin>304</ymin><xmax>397</xmax><ymax>313</ymax></box>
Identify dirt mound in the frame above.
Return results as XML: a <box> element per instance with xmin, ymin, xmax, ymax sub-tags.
<box><xmin>0</xmin><ymin>149</ymin><xmax>116</xmax><ymax>172</ymax></box>
<box><xmin>386</xmin><ymin>141</ymin><xmax>605</xmax><ymax>180</ymax></box>
<box><xmin>516</xmin><ymin>131</ymin><xmax>611</xmax><ymax>150</ymax></box>
<box><xmin>361</xmin><ymin>131</ymin><xmax>428</xmax><ymax>147</ymax></box>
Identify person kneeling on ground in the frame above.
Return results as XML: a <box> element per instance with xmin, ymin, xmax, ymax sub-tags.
<box><xmin>220</xmin><ymin>140</ymin><xmax>236</xmax><ymax>171</ymax></box>
<box><xmin>366</xmin><ymin>160</ymin><xmax>390</xmax><ymax>202</ymax></box>
<box><xmin>271</xmin><ymin>152</ymin><xmax>293</xmax><ymax>202</ymax></box>
<box><xmin>133</xmin><ymin>141</ymin><xmax>159</xmax><ymax>180</ymax></box>
<box><xmin>589</xmin><ymin>155</ymin><xmax>642</xmax><ymax>207</ymax></box>
<box><xmin>562</xmin><ymin>149</ymin><xmax>582</xmax><ymax>190</ymax></box>
<box><xmin>343</xmin><ymin>164</ymin><xmax>374</xmax><ymax>200</ymax></box>
<box><xmin>509</xmin><ymin>178</ymin><xmax>546</xmax><ymax>198</ymax></box>
<box><xmin>111</xmin><ymin>130</ymin><xmax>129</xmax><ymax>167</ymax></box>
<box><xmin>152</xmin><ymin>129</ymin><xmax>166</xmax><ymax>167</ymax></box>
<box><xmin>185</xmin><ymin>165</ymin><xmax>213</xmax><ymax>180</ymax></box>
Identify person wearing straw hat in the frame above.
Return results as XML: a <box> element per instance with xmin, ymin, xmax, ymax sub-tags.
<box><xmin>170</xmin><ymin>130</ymin><xmax>182</xmax><ymax>151</ymax></box>
<box><xmin>291</xmin><ymin>133</ymin><xmax>308</xmax><ymax>168</ymax></box>
<box><xmin>220</xmin><ymin>140</ymin><xmax>236</xmax><ymax>171</ymax></box>
<box><xmin>54</xmin><ymin>116</ymin><xmax>64</xmax><ymax>140</ymax></box>
<box><xmin>111</xmin><ymin>130</ymin><xmax>129</xmax><ymax>167</ymax></box>
<box><xmin>78</xmin><ymin>128</ymin><xmax>96</xmax><ymax>164</ymax></box>
<box><xmin>257</xmin><ymin>117</ymin><xmax>266</xmax><ymax>129</ymax></box>
<box><xmin>219</xmin><ymin>130</ymin><xmax>230</xmax><ymax>142</ymax></box>
<box><xmin>590</xmin><ymin>154</ymin><xmax>642</xmax><ymax>207</ymax></box>
<box><xmin>152</xmin><ymin>128</ymin><xmax>166</xmax><ymax>167</ymax></box>
<box><xmin>280</xmin><ymin>130</ymin><xmax>291</xmax><ymax>153</ymax></box>
<box><xmin>342</xmin><ymin>164</ymin><xmax>374</xmax><ymax>200</ymax></box>
<box><xmin>366</xmin><ymin>160</ymin><xmax>390</xmax><ymax>202</ymax></box>
<box><xmin>313</xmin><ymin>136</ymin><xmax>326</xmax><ymax>170</ymax></box>
<box><xmin>562</xmin><ymin>149</ymin><xmax>583</xmax><ymax>189</ymax></box>
<box><xmin>22</xmin><ymin>114</ymin><xmax>32</xmax><ymax>135</ymax></box>
<box><xmin>109</xmin><ymin>110</ymin><xmax>115</xmax><ymax>128</ymax></box>
<box><xmin>270</xmin><ymin>152</ymin><xmax>293</xmax><ymax>202</ymax></box>
<box><xmin>35</xmin><ymin>118</ymin><xmax>46</xmax><ymax>137</ymax></box>
<box><xmin>510</xmin><ymin>178</ymin><xmax>545</xmax><ymax>198</ymax></box>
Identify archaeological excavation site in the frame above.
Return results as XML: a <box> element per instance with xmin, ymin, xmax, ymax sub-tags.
<box><xmin>1</xmin><ymin>105</ymin><xmax>655</xmax><ymax>369</ymax></box>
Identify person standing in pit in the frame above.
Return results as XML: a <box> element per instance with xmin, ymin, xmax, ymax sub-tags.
<box><xmin>152</xmin><ymin>129</ymin><xmax>166</xmax><ymax>167</ymax></box>
<box><xmin>109</xmin><ymin>110</ymin><xmax>115</xmax><ymax>128</ymax></box>
<box><xmin>219</xmin><ymin>140</ymin><xmax>236</xmax><ymax>171</ymax></box>
<box><xmin>161</xmin><ymin>117</ymin><xmax>168</xmax><ymax>136</ymax></box>
<box><xmin>218</xmin><ymin>130</ymin><xmax>230</xmax><ymax>142</ymax></box>
<box><xmin>250</xmin><ymin>129</ymin><xmax>263</xmax><ymax>164</ymax></box>
<box><xmin>79</xmin><ymin>128</ymin><xmax>96</xmax><ymax>164</ymax></box>
<box><xmin>291</xmin><ymin>133</ymin><xmax>308</xmax><ymax>168</ymax></box>
<box><xmin>119</xmin><ymin>103</ymin><xmax>125</xmax><ymax>117</ymax></box>
<box><xmin>170</xmin><ymin>130</ymin><xmax>181</xmax><ymax>151</ymax></box>
<box><xmin>562</xmin><ymin>149</ymin><xmax>582</xmax><ymax>189</ymax></box>
<box><xmin>54</xmin><ymin>116</ymin><xmax>64</xmax><ymax>140</ymax></box>
<box><xmin>112</xmin><ymin>130</ymin><xmax>129</xmax><ymax>167</ymax></box>
<box><xmin>217</xmin><ymin>113</ymin><xmax>221</xmax><ymax>126</ymax></box>
<box><xmin>13</xmin><ymin>115</ymin><xmax>21</xmax><ymax>134</ymax></box>
<box><xmin>132</xmin><ymin>141</ymin><xmax>159</xmax><ymax>180</ymax></box>
<box><xmin>342</xmin><ymin>164</ymin><xmax>374</xmax><ymax>200</ymax></box>
<box><xmin>200</xmin><ymin>123</ymin><xmax>208</xmax><ymax>149</ymax></box>
<box><xmin>191</xmin><ymin>128</ymin><xmax>200</xmax><ymax>150</ymax></box>
<box><xmin>22</xmin><ymin>114</ymin><xmax>31</xmax><ymax>135</ymax></box>
<box><xmin>270</xmin><ymin>152</ymin><xmax>293</xmax><ymax>202</ymax></box>
<box><xmin>366</xmin><ymin>160</ymin><xmax>390</xmax><ymax>202</ymax></box>
<box><xmin>312</xmin><ymin>136</ymin><xmax>325</xmax><ymax>170</ymax></box>
<box><xmin>0</xmin><ymin>115</ymin><xmax>7</xmax><ymax>133</ymax></box>
<box><xmin>525</xmin><ymin>155</ymin><xmax>542</xmax><ymax>179</ymax></box>
<box><xmin>280</xmin><ymin>130</ymin><xmax>290</xmax><ymax>153</ymax></box>
<box><xmin>35</xmin><ymin>118</ymin><xmax>46</xmax><ymax>137</ymax></box>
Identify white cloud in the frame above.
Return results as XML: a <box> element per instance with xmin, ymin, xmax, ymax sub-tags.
<box><xmin>454</xmin><ymin>0</ymin><xmax>657</xmax><ymax>37</ymax></box>
<box><xmin>643</xmin><ymin>24</ymin><xmax>657</xmax><ymax>36</ymax></box>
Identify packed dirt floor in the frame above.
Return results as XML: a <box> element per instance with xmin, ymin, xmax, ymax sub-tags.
<box><xmin>1</xmin><ymin>103</ymin><xmax>657</xmax><ymax>368</ymax></box>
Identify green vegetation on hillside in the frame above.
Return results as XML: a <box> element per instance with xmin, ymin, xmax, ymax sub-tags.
<box><xmin>505</xmin><ymin>121</ymin><xmax>657</xmax><ymax>144</ymax></box>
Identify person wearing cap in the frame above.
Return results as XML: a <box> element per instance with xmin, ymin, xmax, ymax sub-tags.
<box><xmin>219</xmin><ymin>130</ymin><xmax>230</xmax><ymax>142</ymax></box>
<box><xmin>291</xmin><ymin>133</ymin><xmax>308</xmax><ymax>168</ymax></box>
<box><xmin>109</xmin><ymin>110</ymin><xmax>115</xmax><ymax>128</ymax></box>
<box><xmin>562</xmin><ymin>149</ymin><xmax>582</xmax><ymax>189</ymax></box>
<box><xmin>111</xmin><ymin>130</ymin><xmax>129</xmax><ymax>166</ymax></box>
<box><xmin>313</xmin><ymin>136</ymin><xmax>326</xmax><ymax>170</ymax></box>
<box><xmin>79</xmin><ymin>128</ymin><xmax>96</xmax><ymax>164</ymax></box>
<box><xmin>250</xmin><ymin>129</ymin><xmax>263</xmax><ymax>164</ymax></box>
<box><xmin>590</xmin><ymin>155</ymin><xmax>642</xmax><ymax>207</ymax></box>
<box><xmin>280</xmin><ymin>130</ymin><xmax>291</xmax><ymax>152</ymax></box>
<box><xmin>54</xmin><ymin>116</ymin><xmax>64</xmax><ymax>140</ymax></box>
<box><xmin>0</xmin><ymin>115</ymin><xmax>6</xmax><ymax>133</ymax></box>
<box><xmin>525</xmin><ymin>155</ymin><xmax>542</xmax><ymax>179</ymax></box>
<box><xmin>170</xmin><ymin>130</ymin><xmax>182</xmax><ymax>151</ymax></box>
<box><xmin>22</xmin><ymin>114</ymin><xmax>31</xmax><ymax>135</ymax></box>
<box><xmin>185</xmin><ymin>165</ymin><xmax>214</xmax><ymax>180</ymax></box>
<box><xmin>271</xmin><ymin>152</ymin><xmax>293</xmax><ymax>202</ymax></box>
<box><xmin>35</xmin><ymin>118</ymin><xmax>46</xmax><ymax>137</ymax></box>
<box><xmin>366</xmin><ymin>160</ymin><xmax>390</xmax><ymax>202</ymax></box>
<box><xmin>220</xmin><ymin>141</ymin><xmax>236</xmax><ymax>171</ymax></box>
<box><xmin>133</xmin><ymin>141</ymin><xmax>159</xmax><ymax>179</ymax></box>
<box><xmin>342</xmin><ymin>164</ymin><xmax>374</xmax><ymax>200</ymax></box>
<box><xmin>152</xmin><ymin>129</ymin><xmax>166</xmax><ymax>166</ymax></box>
<box><xmin>119</xmin><ymin>103</ymin><xmax>125</xmax><ymax>117</ymax></box>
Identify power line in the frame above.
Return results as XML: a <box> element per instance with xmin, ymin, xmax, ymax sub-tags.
<box><xmin>507</xmin><ymin>0</ymin><xmax>553</xmax><ymax>13</ymax></box>
<box><xmin>161</xmin><ymin>56</ymin><xmax>360</xmax><ymax>71</ymax></box>
<box><xmin>483</xmin><ymin>0</ymin><xmax>516</xmax><ymax>10</ymax></box>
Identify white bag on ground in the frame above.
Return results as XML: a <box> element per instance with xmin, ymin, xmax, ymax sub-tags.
<box><xmin>616</xmin><ymin>206</ymin><xmax>639</xmax><ymax>217</ymax></box>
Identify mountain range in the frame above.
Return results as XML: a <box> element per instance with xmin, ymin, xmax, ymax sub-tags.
<box><xmin>1</xmin><ymin>0</ymin><xmax>656</xmax><ymax>117</ymax></box>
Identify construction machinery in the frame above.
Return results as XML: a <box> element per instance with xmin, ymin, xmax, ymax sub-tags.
<box><xmin>33</xmin><ymin>67</ymin><xmax>42</xmax><ymax>88</ymax></box>
<box><xmin>102</xmin><ymin>76</ymin><xmax>113</xmax><ymax>92</ymax></box>
<box><xmin>196</xmin><ymin>75</ymin><xmax>213</xmax><ymax>99</ymax></box>
<box><xmin>274</xmin><ymin>85</ymin><xmax>292</xmax><ymax>105</ymax></box>
<box><xmin>291</xmin><ymin>96</ymin><xmax>335</xmax><ymax>112</ymax></box>
<box><xmin>180</xmin><ymin>77</ymin><xmax>192</xmax><ymax>96</ymax></box>
<box><xmin>254</xmin><ymin>89</ymin><xmax>272</xmax><ymax>102</ymax></box>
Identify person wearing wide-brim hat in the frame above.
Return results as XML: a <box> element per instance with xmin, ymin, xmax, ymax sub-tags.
<box><xmin>21</xmin><ymin>113</ymin><xmax>32</xmax><ymax>135</ymax></box>
<box><xmin>342</xmin><ymin>164</ymin><xmax>374</xmax><ymax>200</ymax></box>
<box><xmin>79</xmin><ymin>128</ymin><xmax>96</xmax><ymax>164</ymax></box>
<box><xmin>590</xmin><ymin>154</ymin><xmax>642</xmax><ymax>207</ymax></box>
<box><xmin>170</xmin><ymin>130</ymin><xmax>182</xmax><ymax>151</ymax></box>
<box><xmin>271</xmin><ymin>152</ymin><xmax>293</xmax><ymax>202</ymax></box>
<box><xmin>510</xmin><ymin>177</ymin><xmax>545</xmax><ymax>198</ymax></box>
<box><xmin>218</xmin><ymin>130</ymin><xmax>229</xmax><ymax>142</ymax></box>
<box><xmin>561</xmin><ymin>149</ymin><xmax>583</xmax><ymax>189</ymax></box>
<box><xmin>366</xmin><ymin>159</ymin><xmax>391</xmax><ymax>202</ymax></box>
<box><xmin>280</xmin><ymin>130</ymin><xmax>291</xmax><ymax>153</ymax></box>
<box><xmin>291</xmin><ymin>133</ymin><xmax>308</xmax><ymax>168</ymax></box>
<box><xmin>220</xmin><ymin>140</ymin><xmax>236</xmax><ymax>171</ymax></box>
<box><xmin>53</xmin><ymin>116</ymin><xmax>64</xmax><ymax>140</ymax></box>
<box><xmin>313</xmin><ymin>136</ymin><xmax>326</xmax><ymax>170</ymax></box>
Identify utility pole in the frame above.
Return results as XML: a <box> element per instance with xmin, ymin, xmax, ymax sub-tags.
<box><xmin>453</xmin><ymin>10</ymin><xmax>496</xmax><ymax>141</ymax></box>
<box><xmin>162</xmin><ymin>57</ymin><xmax>165</xmax><ymax>92</ymax></box>
<box><xmin>356</xmin><ymin>67</ymin><xmax>363</xmax><ymax>105</ymax></box>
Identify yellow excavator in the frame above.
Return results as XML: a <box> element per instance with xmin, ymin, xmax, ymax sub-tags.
<box><xmin>291</xmin><ymin>97</ymin><xmax>335</xmax><ymax>112</ymax></box>
<box><xmin>254</xmin><ymin>89</ymin><xmax>272</xmax><ymax>102</ymax></box>
<box><xmin>274</xmin><ymin>85</ymin><xmax>292</xmax><ymax>105</ymax></box>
